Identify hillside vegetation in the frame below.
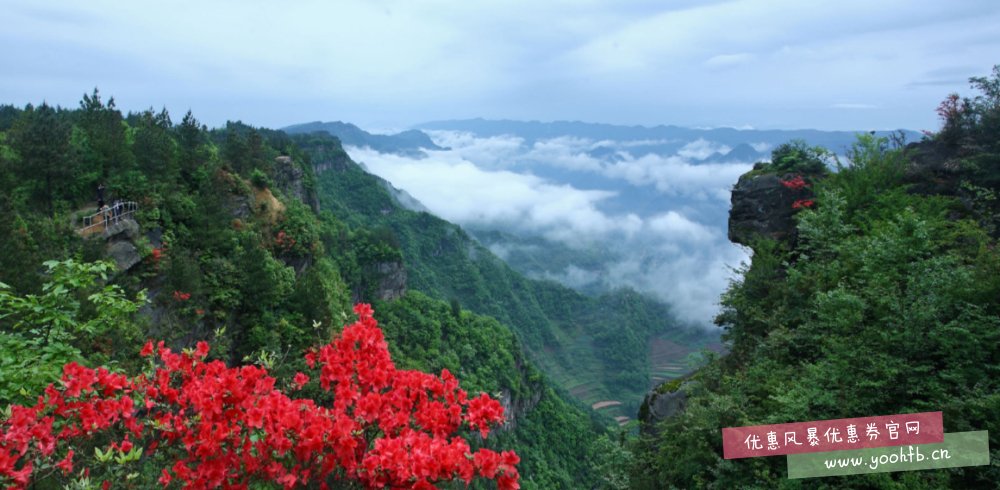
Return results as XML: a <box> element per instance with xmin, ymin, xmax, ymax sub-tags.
<box><xmin>288</xmin><ymin>129</ymin><xmax>715</xmax><ymax>421</ymax></box>
<box><xmin>633</xmin><ymin>66</ymin><xmax>1000</xmax><ymax>489</ymax></box>
<box><xmin>0</xmin><ymin>91</ymin><xmax>628</xmax><ymax>488</ymax></box>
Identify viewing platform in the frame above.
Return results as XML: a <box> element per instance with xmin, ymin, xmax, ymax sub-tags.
<box><xmin>77</xmin><ymin>201</ymin><xmax>139</xmax><ymax>238</ymax></box>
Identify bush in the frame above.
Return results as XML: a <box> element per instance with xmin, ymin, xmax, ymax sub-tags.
<box><xmin>0</xmin><ymin>304</ymin><xmax>520</xmax><ymax>489</ymax></box>
<box><xmin>250</xmin><ymin>168</ymin><xmax>270</xmax><ymax>189</ymax></box>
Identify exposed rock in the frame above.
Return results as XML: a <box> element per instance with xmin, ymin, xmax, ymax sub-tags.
<box><xmin>228</xmin><ymin>194</ymin><xmax>253</xmax><ymax>219</ymax></box>
<box><xmin>104</xmin><ymin>218</ymin><xmax>142</xmax><ymax>272</ymax></box>
<box><xmin>273</xmin><ymin>156</ymin><xmax>320</xmax><ymax>212</ymax></box>
<box><xmin>373</xmin><ymin>261</ymin><xmax>407</xmax><ymax>301</ymax></box>
<box><xmin>498</xmin><ymin>384</ymin><xmax>543</xmax><ymax>432</ymax></box>
<box><xmin>351</xmin><ymin>261</ymin><xmax>408</xmax><ymax>303</ymax></box>
<box><xmin>642</xmin><ymin>390</ymin><xmax>687</xmax><ymax>433</ymax></box>
<box><xmin>638</xmin><ymin>383</ymin><xmax>688</xmax><ymax>436</ymax></box>
<box><xmin>728</xmin><ymin>170</ymin><xmax>815</xmax><ymax>246</ymax></box>
<box><xmin>107</xmin><ymin>240</ymin><xmax>141</xmax><ymax>272</ymax></box>
<box><xmin>105</xmin><ymin>217</ymin><xmax>140</xmax><ymax>240</ymax></box>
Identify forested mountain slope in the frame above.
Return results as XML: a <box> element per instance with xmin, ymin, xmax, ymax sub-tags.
<box><xmin>632</xmin><ymin>67</ymin><xmax>1000</xmax><ymax>489</ymax></box>
<box><xmin>293</xmin><ymin>131</ymin><xmax>716</xmax><ymax>421</ymax></box>
<box><xmin>0</xmin><ymin>91</ymin><xmax>622</xmax><ymax>488</ymax></box>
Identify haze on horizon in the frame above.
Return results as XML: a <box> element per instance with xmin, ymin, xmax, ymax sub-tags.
<box><xmin>2</xmin><ymin>0</ymin><xmax>999</xmax><ymax>132</ymax></box>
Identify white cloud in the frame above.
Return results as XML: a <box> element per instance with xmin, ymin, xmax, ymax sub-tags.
<box><xmin>537</xmin><ymin>265</ymin><xmax>604</xmax><ymax>290</ymax></box>
<box><xmin>704</xmin><ymin>53</ymin><xmax>756</xmax><ymax>70</ymax></box>
<box><xmin>677</xmin><ymin>138</ymin><xmax>731</xmax><ymax>160</ymax></box>
<box><xmin>647</xmin><ymin>211</ymin><xmax>716</xmax><ymax>243</ymax></box>
<box><xmin>346</xmin><ymin>131</ymin><xmax>755</xmax><ymax>327</ymax></box>
<box><xmin>424</xmin><ymin>131</ymin><xmax>526</xmax><ymax>168</ymax></box>
<box><xmin>424</xmin><ymin>131</ymin><xmax>753</xmax><ymax>202</ymax></box>
<box><xmin>346</xmin><ymin>146</ymin><xmax>639</xmax><ymax>243</ymax></box>
<box><xmin>523</xmin><ymin>137</ymin><xmax>606</xmax><ymax>172</ymax></box>
<box><xmin>604</xmin><ymin>154</ymin><xmax>752</xmax><ymax>200</ymax></box>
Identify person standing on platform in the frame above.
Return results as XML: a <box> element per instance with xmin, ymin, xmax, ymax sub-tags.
<box><xmin>96</xmin><ymin>183</ymin><xmax>106</xmax><ymax>210</ymax></box>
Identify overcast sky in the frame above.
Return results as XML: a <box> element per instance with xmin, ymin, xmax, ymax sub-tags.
<box><xmin>2</xmin><ymin>0</ymin><xmax>998</xmax><ymax>131</ymax></box>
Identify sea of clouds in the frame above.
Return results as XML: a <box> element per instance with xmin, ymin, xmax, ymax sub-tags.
<box><xmin>346</xmin><ymin>131</ymin><xmax>760</xmax><ymax>327</ymax></box>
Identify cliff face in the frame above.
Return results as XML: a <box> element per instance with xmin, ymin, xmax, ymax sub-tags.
<box><xmin>637</xmin><ymin>383</ymin><xmax>687</xmax><ymax>436</ymax></box>
<box><xmin>372</xmin><ymin>261</ymin><xmax>407</xmax><ymax>301</ymax></box>
<box><xmin>273</xmin><ymin>156</ymin><xmax>320</xmax><ymax>212</ymax></box>
<box><xmin>498</xmin><ymin>354</ymin><xmax>544</xmax><ymax>432</ymax></box>
<box><xmin>728</xmin><ymin>167</ymin><xmax>817</xmax><ymax>247</ymax></box>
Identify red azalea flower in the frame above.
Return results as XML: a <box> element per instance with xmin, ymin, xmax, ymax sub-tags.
<box><xmin>194</xmin><ymin>341</ymin><xmax>209</xmax><ymax>359</ymax></box>
<box><xmin>780</xmin><ymin>175</ymin><xmax>810</xmax><ymax>190</ymax></box>
<box><xmin>158</xmin><ymin>469</ymin><xmax>172</xmax><ymax>486</ymax></box>
<box><xmin>0</xmin><ymin>304</ymin><xmax>518</xmax><ymax>490</ymax></box>
<box><xmin>54</xmin><ymin>450</ymin><xmax>73</xmax><ymax>475</ymax></box>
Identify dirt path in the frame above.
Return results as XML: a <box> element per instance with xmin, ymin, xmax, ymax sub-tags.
<box><xmin>591</xmin><ymin>400</ymin><xmax>623</xmax><ymax>410</ymax></box>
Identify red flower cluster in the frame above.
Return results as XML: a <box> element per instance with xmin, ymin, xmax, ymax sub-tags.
<box><xmin>779</xmin><ymin>175</ymin><xmax>810</xmax><ymax>190</ymax></box>
<box><xmin>0</xmin><ymin>304</ymin><xmax>517</xmax><ymax>489</ymax></box>
<box><xmin>172</xmin><ymin>290</ymin><xmax>191</xmax><ymax>302</ymax></box>
<box><xmin>792</xmin><ymin>199</ymin><xmax>815</xmax><ymax>209</ymax></box>
<box><xmin>150</xmin><ymin>248</ymin><xmax>163</xmax><ymax>263</ymax></box>
<box><xmin>936</xmin><ymin>93</ymin><xmax>964</xmax><ymax>122</ymax></box>
<box><xmin>275</xmin><ymin>230</ymin><xmax>296</xmax><ymax>253</ymax></box>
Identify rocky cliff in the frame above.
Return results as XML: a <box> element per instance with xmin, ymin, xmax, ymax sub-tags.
<box><xmin>728</xmin><ymin>165</ymin><xmax>819</xmax><ymax>247</ymax></box>
<box><xmin>273</xmin><ymin>156</ymin><xmax>320</xmax><ymax>212</ymax></box>
<box><xmin>371</xmin><ymin>261</ymin><xmax>407</xmax><ymax>301</ymax></box>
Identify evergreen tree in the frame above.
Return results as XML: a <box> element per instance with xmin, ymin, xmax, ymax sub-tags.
<box><xmin>77</xmin><ymin>88</ymin><xmax>132</xmax><ymax>185</ymax></box>
<box><xmin>132</xmin><ymin>107</ymin><xmax>178</xmax><ymax>182</ymax></box>
<box><xmin>9</xmin><ymin>103</ymin><xmax>72</xmax><ymax>213</ymax></box>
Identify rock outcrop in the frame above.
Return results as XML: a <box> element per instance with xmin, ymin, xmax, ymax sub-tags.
<box><xmin>498</xmin><ymin>385</ymin><xmax>543</xmax><ymax>432</ymax></box>
<box><xmin>372</xmin><ymin>261</ymin><xmax>407</xmax><ymax>301</ymax></box>
<box><xmin>638</xmin><ymin>386</ymin><xmax>687</xmax><ymax>436</ymax></box>
<box><xmin>350</xmin><ymin>261</ymin><xmax>408</xmax><ymax>303</ymax></box>
<box><xmin>105</xmin><ymin>218</ymin><xmax>142</xmax><ymax>272</ymax></box>
<box><xmin>273</xmin><ymin>156</ymin><xmax>320</xmax><ymax>212</ymax></box>
<box><xmin>728</xmin><ymin>167</ymin><xmax>817</xmax><ymax>247</ymax></box>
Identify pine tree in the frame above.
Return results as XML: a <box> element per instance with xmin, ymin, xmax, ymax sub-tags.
<box><xmin>10</xmin><ymin>103</ymin><xmax>72</xmax><ymax>214</ymax></box>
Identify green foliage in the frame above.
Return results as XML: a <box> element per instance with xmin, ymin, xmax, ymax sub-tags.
<box><xmin>830</xmin><ymin>133</ymin><xmax>908</xmax><ymax>216</ymax></box>
<box><xmin>250</xmin><ymin>168</ymin><xmax>270</xmax><ymax>189</ymax></box>
<box><xmin>77</xmin><ymin>88</ymin><xmax>133</xmax><ymax>183</ymax></box>
<box><xmin>590</xmin><ymin>434</ymin><xmax>634</xmax><ymax>490</ymax></box>
<box><xmin>0</xmin><ymin>259</ymin><xmax>145</xmax><ymax>404</ymax></box>
<box><xmin>635</xmin><ymin>131</ymin><xmax>1000</xmax><ymax>488</ymax></box>
<box><xmin>761</xmin><ymin>139</ymin><xmax>833</xmax><ymax>175</ymax></box>
<box><xmin>8</xmin><ymin>102</ymin><xmax>73</xmax><ymax>213</ymax></box>
<box><xmin>0</xmin><ymin>91</ymin><xmax>621</xmax><ymax>487</ymax></box>
<box><xmin>130</xmin><ymin>107</ymin><xmax>178</xmax><ymax>183</ymax></box>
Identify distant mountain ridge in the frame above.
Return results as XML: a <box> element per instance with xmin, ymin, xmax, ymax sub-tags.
<box><xmin>415</xmin><ymin>118</ymin><xmax>922</xmax><ymax>156</ymax></box>
<box><xmin>283</xmin><ymin>121</ymin><xmax>445</xmax><ymax>158</ymax></box>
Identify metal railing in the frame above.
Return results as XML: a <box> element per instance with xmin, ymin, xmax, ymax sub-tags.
<box><xmin>78</xmin><ymin>201</ymin><xmax>139</xmax><ymax>237</ymax></box>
